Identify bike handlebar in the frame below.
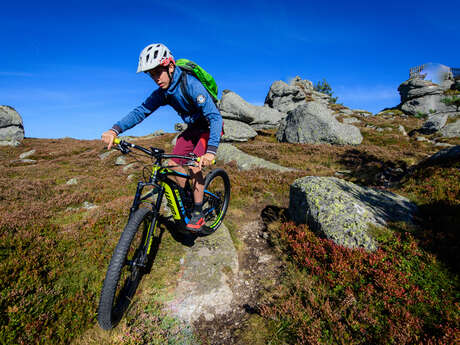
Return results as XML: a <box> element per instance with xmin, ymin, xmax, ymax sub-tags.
<box><xmin>113</xmin><ymin>137</ymin><xmax>215</xmax><ymax>165</ymax></box>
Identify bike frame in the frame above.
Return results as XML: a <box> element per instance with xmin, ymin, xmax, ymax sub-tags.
<box><xmin>114</xmin><ymin>138</ymin><xmax>219</xmax><ymax>256</ymax></box>
<box><xmin>128</xmin><ymin>163</ymin><xmax>195</xmax><ymax>255</ymax></box>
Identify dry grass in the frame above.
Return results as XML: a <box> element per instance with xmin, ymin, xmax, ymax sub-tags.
<box><xmin>1</xmin><ymin>112</ymin><xmax>459</xmax><ymax>344</ymax></box>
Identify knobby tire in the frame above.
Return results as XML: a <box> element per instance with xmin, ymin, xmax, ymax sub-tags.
<box><xmin>202</xmin><ymin>168</ymin><xmax>231</xmax><ymax>233</ymax></box>
<box><xmin>97</xmin><ymin>207</ymin><xmax>153</xmax><ymax>330</ymax></box>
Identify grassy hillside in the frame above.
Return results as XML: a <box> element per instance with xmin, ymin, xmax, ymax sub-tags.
<box><xmin>0</xmin><ymin>112</ymin><xmax>459</xmax><ymax>344</ymax></box>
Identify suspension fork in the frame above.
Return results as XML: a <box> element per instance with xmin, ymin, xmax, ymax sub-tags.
<box><xmin>128</xmin><ymin>182</ymin><xmax>146</xmax><ymax>220</ymax></box>
<box><xmin>128</xmin><ymin>181</ymin><xmax>163</xmax><ymax>219</ymax></box>
<box><xmin>142</xmin><ymin>187</ymin><xmax>164</xmax><ymax>255</ymax></box>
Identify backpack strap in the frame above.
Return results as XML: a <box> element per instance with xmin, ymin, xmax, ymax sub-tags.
<box><xmin>180</xmin><ymin>71</ymin><xmax>202</xmax><ymax>115</ymax></box>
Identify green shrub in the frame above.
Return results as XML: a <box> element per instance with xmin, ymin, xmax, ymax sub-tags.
<box><xmin>414</xmin><ymin>111</ymin><xmax>428</xmax><ymax>119</ymax></box>
<box><xmin>441</xmin><ymin>96</ymin><xmax>460</xmax><ymax>111</ymax></box>
<box><xmin>314</xmin><ymin>79</ymin><xmax>338</xmax><ymax>104</ymax></box>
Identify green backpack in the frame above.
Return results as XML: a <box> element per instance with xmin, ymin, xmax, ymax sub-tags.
<box><xmin>176</xmin><ymin>59</ymin><xmax>219</xmax><ymax>104</ymax></box>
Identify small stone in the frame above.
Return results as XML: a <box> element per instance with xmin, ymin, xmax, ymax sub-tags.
<box><xmin>122</xmin><ymin>163</ymin><xmax>138</xmax><ymax>173</ymax></box>
<box><xmin>19</xmin><ymin>149</ymin><xmax>36</xmax><ymax>159</ymax></box>
<box><xmin>152</xmin><ymin>129</ymin><xmax>165</xmax><ymax>136</ymax></box>
<box><xmin>416</xmin><ymin>136</ymin><xmax>429</xmax><ymax>142</ymax></box>
<box><xmin>398</xmin><ymin>125</ymin><xmax>408</xmax><ymax>136</ymax></box>
<box><xmin>99</xmin><ymin>151</ymin><xmax>113</xmax><ymax>160</ymax></box>
<box><xmin>115</xmin><ymin>156</ymin><xmax>127</xmax><ymax>165</ymax></box>
<box><xmin>258</xmin><ymin>254</ymin><xmax>272</xmax><ymax>264</ymax></box>
<box><xmin>66</xmin><ymin>178</ymin><xmax>78</xmax><ymax>185</ymax></box>
<box><xmin>376</xmin><ymin>127</ymin><xmax>384</xmax><ymax>132</ymax></box>
<box><xmin>82</xmin><ymin>201</ymin><xmax>97</xmax><ymax>210</ymax></box>
<box><xmin>19</xmin><ymin>159</ymin><xmax>36</xmax><ymax>164</ymax></box>
<box><xmin>434</xmin><ymin>142</ymin><xmax>454</xmax><ymax>148</ymax></box>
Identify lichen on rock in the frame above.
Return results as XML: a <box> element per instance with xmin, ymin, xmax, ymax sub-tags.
<box><xmin>289</xmin><ymin>176</ymin><xmax>418</xmax><ymax>251</ymax></box>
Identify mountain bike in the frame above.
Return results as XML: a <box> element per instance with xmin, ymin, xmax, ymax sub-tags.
<box><xmin>97</xmin><ymin>138</ymin><xmax>230</xmax><ymax>330</ymax></box>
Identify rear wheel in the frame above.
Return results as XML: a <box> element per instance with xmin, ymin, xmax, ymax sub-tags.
<box><xmin>202</xmin><ymin>169</ymin><xmax>230</xmax><ymax>233</ymax></box>
<box><xmin>97</xmin><ymin>207</ymin><xmax>155</xmax><ymax>330</ymax></box>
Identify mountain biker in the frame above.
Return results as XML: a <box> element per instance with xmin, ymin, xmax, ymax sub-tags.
<box><xmin>101</xmin><ymin>43</ymin><xmax>223</xmax><ymax>233</ymax></box>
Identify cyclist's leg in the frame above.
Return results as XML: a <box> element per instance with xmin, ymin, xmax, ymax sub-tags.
<box><xmin>169</xmin><ymin>129</ymin><xmax>197</xmax><ymax>188</ymax></box>
<box><xmin>189</xmin><ymin>131</ymin><xmax>210</xmax><ymax>204</ymax></box>
<box><xmin>189</xmin><ymin>166</ymin><xmax>204</xmax><ymax>203</ymax></box>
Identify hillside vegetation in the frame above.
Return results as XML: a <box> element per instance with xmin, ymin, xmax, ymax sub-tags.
<box><xmin>0</xmin><ymin>112</ymin><xmax>459</xmax><ymax>344</ymax></box>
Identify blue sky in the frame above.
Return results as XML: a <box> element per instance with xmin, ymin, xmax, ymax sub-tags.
<box><xmin>2</xmin><ymin>0</ymin><xmax>459</xmax><ymax>139</ymax></box>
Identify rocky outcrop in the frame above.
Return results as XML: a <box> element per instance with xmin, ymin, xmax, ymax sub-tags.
<box><xmin>219</xmin><ymin>90</ymin><xmax>286</xmax><ymax>130</ymax></box>
<box><xmin>216</xmin><ymin>143</ymin><xmax>294</xmax><ymax>172</ymax></box>
<box><xmin>289</xmin><ymin>176</ymin><xmax>419</xmax><ymax>251</ymax></box>
<box><xmin>174</xmin><ymin>123</ymin><xmax>188</xmax><ymax>132</ymax></box>
<box><xmin>398</xmin><ymin>79</ymin><xmax>457</xmax><ymax>115</ymax></box>
<box><xmin>276</xmin><ymin>102</ymin><xmax>363</xmax><ymax>145</ymax></box>
<box><xmin>0</xmin><ymin>106</ymin><xmax>24</xmax><ymax>146</ymax></box>
<box><xmin>221</xmin><ymin>119</ymin><xmax>257</xmax><ymax>142</ymax></box>
<box><xmin>416</xmin><ymin>145</ymin><xmax>460</xmax><ymax>167</ymax></box>
<box><xmin>419</xmin><ymin>113</ymin><xmax>449</xmax><ymax>134</ymax></box>
<box><xmin>166</xmin><ymin>223</ymin><xmax>238</xmax><ymax>323</ymax></box>
<box><xmin>264</xmin><ymin>76</ymin><xmax>330</xmax><ymax>113</ymax></box>
<box><xmin>440</xmin><ymin>119</ymin><xmax>460</xmax><ymax>138</ymax></box>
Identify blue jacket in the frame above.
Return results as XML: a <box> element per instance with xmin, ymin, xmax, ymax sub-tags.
<box><xmin>112</xmin><ymin>67</ymin><xmax>222</xmax><ymax>154</ymax></box>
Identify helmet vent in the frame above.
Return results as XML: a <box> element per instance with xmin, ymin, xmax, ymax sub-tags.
<box><xmin>137</xmin><ymin>43</ymin><xmax>174</xmax><ymax>73</ymax></box>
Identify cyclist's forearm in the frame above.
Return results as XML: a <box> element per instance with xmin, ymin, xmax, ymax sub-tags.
<box><xmin>112</xmin><ymin>105</ymin><xmax>153</xmax><ymax>134</ymax></box>
<box><xmin>205</xmin><ymin>112</ymin><xmax>222</xmax><ymax>155</ymax></box>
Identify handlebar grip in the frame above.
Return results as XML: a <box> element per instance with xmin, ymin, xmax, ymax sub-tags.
<box><xmin>113</xmin><ymin>138</ymin><xmax>121</xmax><ymax>145</ymax></box>
<box><xmin>196</xmin><ymin>157</ymin><xmax>216</xmax><ymax>165</ymax></box>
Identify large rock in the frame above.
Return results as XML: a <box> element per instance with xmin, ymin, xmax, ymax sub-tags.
<box><xmin>166</xmin><ymin>223</ymin><xmax>238</xmax><ymax>323</ymax></box>
<box><xmin>398</xmin><ymin>79</ymin><xmax>457</xmax><ymax>115</ymax></box>
<box><xmin>289</xmin><ymin>176</ymin><xmax>418</xmax><ymax>251</ymax></box>
<box><xmin>264</xmin><ymin>76</ymin><xmax>330</xmax><ymax>113</ymax></box>
<box><xmin>221</xmin><ymin>119</ymin><xmax>257</xmax><ymax>142</ymax></box>
<box><xmin>276</xmin><ymin>102</ymin><xmax>363</xmax><ymax>145</ymax></box>
<box><xmin>218</xmin><ymin>90</ymin><xmax>286</xmax><ymax>129</ymax></box>
<box><xmin>216</xmin><ymin>143</ymin><xmax>294</xmax><ymax>172</ymax></box>
<box><xmin>419</xmin><ymin>112</ymin><xmax>449</xmax><ymax>134</ymax></box>
<box><xmin>440</xmin><ymin>118</ymin><xmax>460</xmax><ymax>138</ymax></box>
<box><xmin>0</xmin><ymin>106</ymin><xmax>24</xmax><ymax>145</ymax></box>
<box><xmin>417</xmin><ymin>145</ymin><xmax>460</xmax><ymax>167</ymax></box>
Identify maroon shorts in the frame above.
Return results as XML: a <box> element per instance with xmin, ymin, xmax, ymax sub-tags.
<box><xmin>171</xmin><ymin>127</ymin><xmax>210</xmax><ymax>165</ymax></box>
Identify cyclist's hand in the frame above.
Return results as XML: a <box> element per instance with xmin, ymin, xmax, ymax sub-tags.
<box><xmin>101</xmin><ymin>130</ymin><xmax>117</xmax><ymax>150</ymax></box>
<box><xmin>198</xmin><ymin>153</ymin><xmax>215</xmax><ymax>169</ymax></box>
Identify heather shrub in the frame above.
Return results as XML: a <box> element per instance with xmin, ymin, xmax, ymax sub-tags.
<box><xmin>260</xmin><ymin>221</ymin><xmax>459</xmax><ymax>345</ymax></box>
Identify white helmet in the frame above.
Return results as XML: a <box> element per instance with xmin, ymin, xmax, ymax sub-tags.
<box><xmin>136</xmin><ymin>43</ymin><xmax>175</xmax><ymax>73</ymax></box>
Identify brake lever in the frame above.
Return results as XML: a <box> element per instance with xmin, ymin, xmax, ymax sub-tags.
<box><xmin>115</xmin><ymin>144</ymin><xmax>131</xmax><ymax>154</ymax></box>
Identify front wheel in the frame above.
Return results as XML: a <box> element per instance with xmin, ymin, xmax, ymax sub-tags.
<box><xmin>202</xmin><ymin>168</ymin><xmax>231</xmax><ymax>233</ymax></box>
<box><xmin>97</xmin><ymin>207</ymin><xmax>154</xmax><ymax>330</ymax></box>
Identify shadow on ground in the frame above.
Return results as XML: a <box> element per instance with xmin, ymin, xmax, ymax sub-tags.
<box><xmin>338</xmin><ymin>149</ymin><xmax>408</xmax><ymax>186</ymax></box>
<box><xmin>413</xmin><ymin>202</ymin><xmax>460</xmax><ymax>274</ymax></box>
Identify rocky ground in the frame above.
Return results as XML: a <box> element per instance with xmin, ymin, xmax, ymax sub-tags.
<box><xmin>189</xmin><ymin>221</ymin><xmax>282</xmax><ymax>344</ymax></box>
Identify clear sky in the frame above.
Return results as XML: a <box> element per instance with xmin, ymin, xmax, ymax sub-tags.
<box><xmin>2</xmin><ymin>0</ymin><xmax>459</xmax><ymax>139</ymax></box>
